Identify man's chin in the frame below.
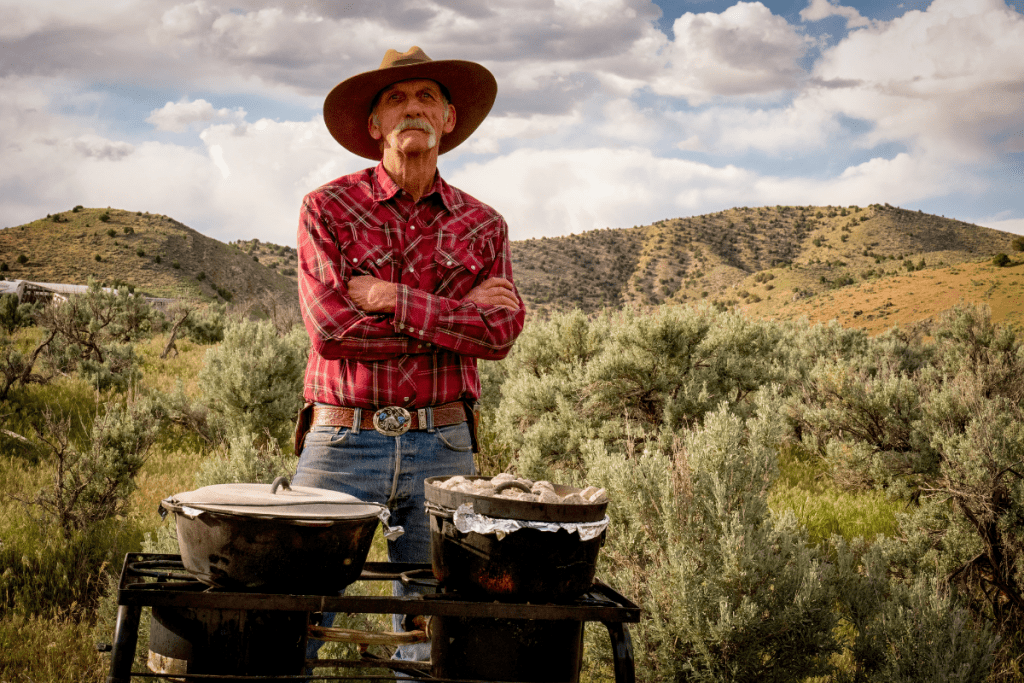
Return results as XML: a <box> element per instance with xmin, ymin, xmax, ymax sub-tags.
<box><xmin>389</xmin><ymin>132</ymin><xmax>438</xmax><ymax>154</ymax></box>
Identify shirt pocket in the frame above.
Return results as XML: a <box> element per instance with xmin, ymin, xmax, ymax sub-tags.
<box><xmin>434</xmin><ymin>240</ymin><xmax>486</xmax><ymax>296</ymax></box>
<box><xmin>342</xmin><ymin>242</ymin><xmax>397</xmax><ymax>281</ymax></box>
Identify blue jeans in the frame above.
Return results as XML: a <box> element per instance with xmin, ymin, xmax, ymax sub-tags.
<box><xmin>292</xmin><ymin>416</ymin><xmax>476</xmax><ymax>665</ymax></box>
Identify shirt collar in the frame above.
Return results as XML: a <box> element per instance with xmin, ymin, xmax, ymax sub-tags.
<box><xmin>371</xmin><ymin>162</ymin><xmax>456</xmax><ymax>212</ymax></box>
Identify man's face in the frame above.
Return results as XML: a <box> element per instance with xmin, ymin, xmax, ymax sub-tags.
<box><xmin>368</xmin><ymin>79</ymin><xmax>456</xmax><ymax>156</ymax></box>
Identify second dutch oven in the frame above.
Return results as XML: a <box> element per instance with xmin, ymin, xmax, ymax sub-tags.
<box><xmin>424</xmin><ymin>475</ymin><xmax>608</xmax><ymax>602</ymax></box>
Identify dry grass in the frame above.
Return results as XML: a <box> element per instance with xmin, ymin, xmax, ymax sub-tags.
<box><xmin>745</xmin><ymin>257</ymin><xmax>1024</xmax><ymax>334</ymax></box>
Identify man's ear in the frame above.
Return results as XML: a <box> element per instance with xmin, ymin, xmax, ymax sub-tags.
<box><xmin>368</xmin><ymin>114</ymin><xmax>382</xmax><ymax>141</ymax></box>
<box><xmin>443</xmin><ymin>104</ymin><xmax>456</xmax><ymax>135</ymax></box>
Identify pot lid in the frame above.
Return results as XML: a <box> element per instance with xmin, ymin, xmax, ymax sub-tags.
<box><xmin>161</xmin><ymin>477</ymin><xmax>383</xmax><ymax>521</ymax></box>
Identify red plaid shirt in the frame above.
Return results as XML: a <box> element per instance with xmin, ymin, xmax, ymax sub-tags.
<box><xmin>297</xmin><ymin>163</ymin><xmax>525</xmax><ymax>408</ymax></box>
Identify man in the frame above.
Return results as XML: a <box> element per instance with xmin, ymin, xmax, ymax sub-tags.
<box><xmin>292</xmin><ymin>47</ymin><xmax>525</xmax><ymax>664</ymax></box>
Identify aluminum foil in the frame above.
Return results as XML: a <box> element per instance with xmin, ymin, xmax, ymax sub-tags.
<box><xmin>453</xmin><ymin>503</ymin><xmax>609</xmax><ymax>541</ymax></box>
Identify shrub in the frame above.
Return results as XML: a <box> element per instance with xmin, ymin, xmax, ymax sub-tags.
<box><xmin>106</xmin><ymin>228</ymin><xmax>116</xmax><ymax>237</ymax></box>
<box><xmin>0</xmin><ymin>295</ymin><xmax>35</xmax><ymax>335</ymax></box>
<box><xmin>17</xmin><ymin>254</ymin><xmax>27</xmax><ymax>265</ymax></box>
<box><xmin>20</xmin><ymin>395</ymin><xmax>159</xmax><ymax>534</ymax></box>
<box><xmin>136</xmin><ymin>248</ymin><xmax>145</xmax><ymax>257</ymax></box>
<box><xmin>992</xmin><ymin>252</ymin><xmax>1010</xmax><ymax>267</ymax></box>
<box><xmin>123</xmin><ymin>225</ymin><xmax>134</xmax><ymax>235</ymax></box>
<box><xmin>585</xmin><ymin>393</ymin><xmax>842</xmax><ymax>682</ymax></box>
<box><xmin>1012</xmin><ymin>235</ymin><xmax>1024</xmax><ymax>252</ymax></box>
<box><xmin>34</xmin><ymin>280</ymin><xmax>152</xmax><ymax>391</ymax></box>
<box><xmin>197</xmin><ymin>319</ymin><xmax>307</xmax><ymax>447</ymax></box>
<box><xmin>182</xmin><ymin>303</ymin><xmax>226</xmax><ymax>344</ymax></box>
<box><xmin>99</xmin><ymin>212</ymin><xmax>110</xmax><ymax>223</ymax></box>
<box><xmin>171</xmin><ymin>261</ymin><xmax>180</xmax><ymax>269</ymax></box>
<box><xmin>792</xmin><ymin>305</ymin><xmax>1024</xmax><ymax>668</ymax></box>
<box><xmin>154</xmin><ymin>255</ymin><xmax>162</xmax><ymax>264</ymax></box>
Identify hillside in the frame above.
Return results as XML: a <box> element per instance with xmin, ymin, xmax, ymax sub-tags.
<box><xmin>3</xmin><ymin>203</ymin><xmax>1021</xmax><ymax>334</ymax></box>
<box><xmin>0</xmin><ymin>207</ymin><xmax>297</xmax><ymax>309</ymax></box>
<box><xmin>511</xmin><ymin>203</ymin><xmax>1024</xmax><ymax>331</ymax></box>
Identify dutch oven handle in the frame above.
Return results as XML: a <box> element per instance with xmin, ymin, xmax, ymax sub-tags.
<box><xmin>494</xmin><ymin>480</ymin><xmax>533</xmax><ymax>495</ymax></box>
<box><xmin>271</xmin><ymin>476</ymin><xmax>292</xmax><ymax>495</ymax></box>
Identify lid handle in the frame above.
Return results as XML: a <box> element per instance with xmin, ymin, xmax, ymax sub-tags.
<box><xmin>271</xmin><ymin>476</ymin><xmax>292</xmax><ymax>495</ymax></box>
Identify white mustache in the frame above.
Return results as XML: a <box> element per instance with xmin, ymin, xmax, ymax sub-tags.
<box><xmin>393</xmin><ymin>118</ymin><xmax>436</xmax><ymax>136</ymax></box>
<box><xmin>389</xmin><ymin>118</ymin><xmax>437</xmax><ymax>149</ymax></box>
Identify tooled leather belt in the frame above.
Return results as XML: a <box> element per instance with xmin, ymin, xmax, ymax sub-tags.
<box><xmin>311</xmin><ymin>401</ymin><xmax>467</xmax><ymax>437</ymax></box>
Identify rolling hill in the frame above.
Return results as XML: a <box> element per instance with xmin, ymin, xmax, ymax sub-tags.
<box><xmin>0</xmin><ymin>207</ymin><xmax>297</xmax><ymax>310</ymax></box>
<box><xmin>2</xmin><ymin>203</ymin><xmax>1021</xmax><ymax>334</ymax></box>
<box><xmin>511</xmin><ymin>203</ymin><xmax>1024</xmax><ymax>332</ymax></box>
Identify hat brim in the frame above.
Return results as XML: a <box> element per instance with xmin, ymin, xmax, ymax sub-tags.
<box><xmin>324</xmin><ymin>59</ymin><xmax>497</xmax><ymax>160</ymax></box>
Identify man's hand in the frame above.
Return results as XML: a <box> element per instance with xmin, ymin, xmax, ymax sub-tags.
<box><xmin>348</xmin><ymin>275</ymin><xmax>397</xmax><ymax>313</ymax></box>
<box><xmin>465</xmin><ymin>278</ymin><xmax>519</xmax><ymax>310</ymax></box>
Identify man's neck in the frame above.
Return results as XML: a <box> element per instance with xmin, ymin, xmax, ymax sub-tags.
<box><xmin>381</xmin><ymin>150</ymin><xmax>438</xmax><ymax>202</ymax></box>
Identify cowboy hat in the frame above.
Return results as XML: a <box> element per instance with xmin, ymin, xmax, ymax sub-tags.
<box><xmin>324</xmin><ymin>46</ymin><xmax>497</xmax><ymax>160</ymax></box>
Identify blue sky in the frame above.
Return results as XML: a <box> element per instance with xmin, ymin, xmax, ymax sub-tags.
<box><xmin>1</xmin><ymin>0</ymin><xmax>1022</xmax><ymax>245</ymax></box>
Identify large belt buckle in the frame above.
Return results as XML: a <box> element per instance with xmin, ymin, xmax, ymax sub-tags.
<box><xmin>373</xmin><ymin>406</ymin><xmax>412</xmax><ymax>436</ymax></box>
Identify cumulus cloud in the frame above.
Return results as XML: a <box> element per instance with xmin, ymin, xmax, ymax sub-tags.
<box><xmin>1</xmin><ymin>0</ymin><xmax>1022</xmax><ymax>247</ymax></box>
<box><xmin>652</xmin><ymin>2</ymin><xmax>813</xmax><ymax>103</ymax></box>
<box><xmin>147</xmin><ymin>99</ymin><xmax>246</xmax><ymax>133</ymax></box>
<box><xmin>800</xmin><ymin>0</ymin><xmax>873</xmax><ymax>28</ymax></box>
<box><xmin>809</xmin><ymin>0</ymin><xmax>1024</xmax><ymax>162</ymax></box>
<box><xmin>447</xmin><ymin>144</ymin><xmax>980</xmax><ymax>241</ymax></box>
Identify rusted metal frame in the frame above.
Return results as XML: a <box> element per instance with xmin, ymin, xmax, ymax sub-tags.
<box><xmin>106</xmin><ymin>554</ymin><xmax>148</xmax><ymax>683</ymax></box>
<box><xmin>117</xmin><ymin>587</ymin><xmax>639</xmax><ymax>623</ymax></box>
<box><xmin>603</xmin><ymin>621</ymin><xmax>636</xmax><ymax>683</ymax></box>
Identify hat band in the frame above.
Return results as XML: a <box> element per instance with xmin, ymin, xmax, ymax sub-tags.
<box><xmin>391</xmin><ymin>58</ymin><xmax>428</xmax><ymax>67</ymax></box>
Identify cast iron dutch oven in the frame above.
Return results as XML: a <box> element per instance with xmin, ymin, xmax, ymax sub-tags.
<box><xmin>160</xmin><ymin>477</ymin><xmax>384</xmax><ymax>594</ymax></box>
<box><xmin>424</xmin><ymin>475</ymin><xmax>608</xmax><ymax>602</ymax></box>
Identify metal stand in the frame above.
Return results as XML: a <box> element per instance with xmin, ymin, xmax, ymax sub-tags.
<box><xmin>104</xmin><ymin>553</ymin><xmax>640</xmax><ymax>683</ymax></box>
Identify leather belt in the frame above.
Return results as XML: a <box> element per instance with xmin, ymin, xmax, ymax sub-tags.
<box><xmin>311</xmin><ymin>401</ymin><xmax>467</xmax><ymax>437</ymax></box>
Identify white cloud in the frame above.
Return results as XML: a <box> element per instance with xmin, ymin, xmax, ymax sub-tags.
<box><xmin>0</xmin><ymin>75</ymin><xmax>362</xmax><ymax>244</ymax></box>
<box><xmin>652</xmin><ymin>2</ymin><xmax>813</xmax><ymax>103</ymax></box>
<box><xmin>810</xmin><ymin>0</ymin><xmax>1024</xmax><ymax>162</ymax></box>
<box><xmin>1</xmin><ymin>0</ymin><xmax>1022</xmax><ymax>247</ymax></box>
<box><xmin>800</xmin><ymin>0</ymin><xmax>873</xmax><ymax>28</ymax></box>
<box><xmin>976</xmin><ymin>217</ymin><xmax>1024</xmax><ymax>236</ymax></box>
<box><xmin>147</xmin><ymin>99</ymin><xmax>246</xmax><ymax>133</ymax></box>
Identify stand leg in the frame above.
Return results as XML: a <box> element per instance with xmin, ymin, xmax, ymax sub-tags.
<box><xmin>106</xmin><ymin>604</ymin><xmax>142</xmax><ymax>683</ymax></box>
<box><xmin>604</xmin><ymin>622</ymin><xmax>635</xmax><ymax>683</ymax></box>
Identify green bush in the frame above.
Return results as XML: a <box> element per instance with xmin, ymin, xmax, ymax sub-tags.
<box><xmin>0</xmin><ymin>295</ymin><xmax>35</xmax><ymax>334</ymax></box>
<box><xmin>34</xmin><ymin>280</ymin><xmax>152</xmax><ymax>391</ymax></box>
<box><xmin>98</xmin><ymin>212</ymin><xmax>110</xmax><ymax>223</ymax></box>
<box><xmin>24</xmin><ymin>395</ymin><xmax>159</xmax><ymax>534</ymax></box>
<box><xmin>992</xmin><ymin>252</ymin><xmax>1010</xmax><ymax>267</ymax></box>
<box><xmin>197</xmin><ymin>319</ymin><xmax>307</xmax><ymax>447</ymax></box>
<box><xmin>182</xmin><ymin>303</ymin><xmax>225</xmax><ymax>344</ymax></box>
<box><xmin>17</xmin><ymin>254</ymin><xmax>27</xmax><ymax>265</ymax></box>
<box><xmin>792</xmin><ymin>305</ymin><xmax>1024</xmax><ymax>670</ymax></box>
<box><xmin>586</xmin><ymin>393</ymin><xmax>842</xmax><ymax>682</ymax></box>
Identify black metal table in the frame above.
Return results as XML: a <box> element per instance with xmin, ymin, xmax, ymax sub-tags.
<box><xmin>105</xmin><ymin>553</ymin><xmax>640</xmax><ymax>683</ymax></box>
